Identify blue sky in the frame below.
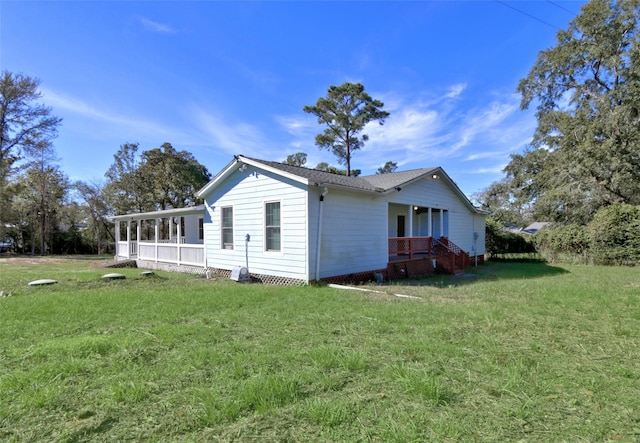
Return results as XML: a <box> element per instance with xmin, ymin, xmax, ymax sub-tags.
<box><xmin>1</xmin><ymin>0</ymin><xmax>587</xmax><ymax>197</ymax></box>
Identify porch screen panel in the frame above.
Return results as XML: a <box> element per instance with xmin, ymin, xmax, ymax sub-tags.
<box><xmin>265</xmin><ymin>201</ymin><xmax>281</xmax><ymax>251</ymax></box>
<box><xmin>221</xmin><ymin>207</ymin><xmax>233</xmax><ymax>249</ymax></box>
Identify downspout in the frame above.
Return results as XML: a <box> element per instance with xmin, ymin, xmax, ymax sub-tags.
<box><xmin>315</xmin><ymin>187</ymin><xmax>329</xmax><ymax>281</ymax></box>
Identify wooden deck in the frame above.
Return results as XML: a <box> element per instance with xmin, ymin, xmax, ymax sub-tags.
<box><xmin>388</xmin><ymin>237</ymin><xmax>470</xmax><ymax>275</ymax></box>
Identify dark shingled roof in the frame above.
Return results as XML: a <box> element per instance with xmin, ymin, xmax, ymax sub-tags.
<box><xmin>242</xmin><ymin>156</ymin><xmax>439</xmax><ymax>193</ymax></box>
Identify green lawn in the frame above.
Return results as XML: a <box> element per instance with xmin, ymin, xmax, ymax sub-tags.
<box><xmin>1</xmin><ymin>257</ymin><xmax>639</xmax><ymax>442</ymax></box>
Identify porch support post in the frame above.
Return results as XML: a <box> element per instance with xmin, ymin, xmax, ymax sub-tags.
<box><xmin>440</xmin><ymin>209</ymin><xmax>444</xmax><ymax>238</ymax></box>
<box><xmin>407</xmin><ymin>206</ymin><xmax>413</xmax><ymax>238</ymax></box>
<box><xmin>169</xmin><ymin>217</ymin><xmax>173</xmax><ymax>242</ymax></box>
<box><xmin>154</xmin><ymin>219</ymin><xmax>159</xmax><ymax>262</ymax></box>
<box><xmin>428</xmin><ymin>207</ymin><xmax>432</xmax><ymax>237</ymax></box>
<box><xmin>115</xmin><ymin>221</ymin><xmax>120</xmax><ymax>258</ymax></box>
<box><xmin>126</xmin><ymin>220</ymin><xmax>131</xmax><ymax>259</ymax></box>
<box><xmin>177</xmin><ymin>217</ymin><xmax>182</xmax><ymax>265</ymax></box>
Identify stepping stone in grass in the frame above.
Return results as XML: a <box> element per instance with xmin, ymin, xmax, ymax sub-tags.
<box><xmin>102</xmin><ymin>273</ymin><xmax>126</xmax><ymax>280</ymax></box>
<box><xmin>28</xmin><ymin>279</ymin><xmax>58</xmax><ymax>286</ymax></box>
<box><xmin>140</xmin><ymin>271</ymin><xmax>155</xmax><ymax>277</ymax></box>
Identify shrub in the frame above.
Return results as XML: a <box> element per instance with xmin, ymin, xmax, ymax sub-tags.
<box><xmin>485</xmin><ymin>219</ymin><xmax>536</xmax><ymax>257</ymax></box>
<box><xmin>532</xmin><ymin>224</ymin><xmax>589</xmax><ymax>263</ymax></box>
<box><xmin>587</xmin><ymin>203</ymin><xmax>640</xmax><ymax>266</ymax></box>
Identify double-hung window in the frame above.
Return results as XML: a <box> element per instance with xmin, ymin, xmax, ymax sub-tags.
<box><xmin>221</xmin><ymin>206</ymin><xmax>233</xmax><ymax>249</ymax></box>
<box><xmin>265</xmin><ymin>201</ymin><xmax>281</xmax><ymax>252</ymax></box>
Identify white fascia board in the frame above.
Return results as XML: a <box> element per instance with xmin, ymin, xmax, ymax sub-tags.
<box><xmin>435</xmin><ymin>170</ymin><xmax>482</xmax><ymax>214</ymax></box>
<box><xmin>195</xmin><ymin>158</ymin><xmax>239</xmax><ymax>199</ymax></box>
<box><xmin>378</xmin><ymin>167</ymin><xmax>483</xmax><ymax>214</ymax></box>
<box><xmin>110</xmin><ymin>205</ymin><xmax>205</xmax><ymax>222</ymax></box>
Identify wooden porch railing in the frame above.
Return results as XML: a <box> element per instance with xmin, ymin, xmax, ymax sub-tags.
<box><xmin>388</xmin><ymin>237</ymin><xmax>470</xmax><ymax>275</ymax></box>
<box><xmin>388</xmin><ymin>236</ymin><xmax>434</xmax><ymax>260</ymax></box>
<box><xmin>432</xmin><ymin>237</ymin><xmax>470</xmax><ymax>274</ymax></box>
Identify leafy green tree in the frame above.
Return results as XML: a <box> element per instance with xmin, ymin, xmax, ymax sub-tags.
<box><xmin>376</xmin><ymin>161</ymin><xmax>398</xmax><ymax>174</ymax></box>
<box><xmin>304</xmin><ymin>82</ymin><xmax>389</xmax><ymax>176</ymax></box>
<box><xmin>104</xmin><ymin>143</ymin><xmax>151</xmax><ymax>214</ymax></box>
<box><xmin>139</xmin><ymin>143</ymin><xmax>211</xmax><ymax>210</ymax></box>
<box><xmin>314</xmin><ymin>162</ymin><xmax>361</xmax><ymax>176</ymax></box>
<box><xmin>474</xmin><ymin>178</ymin><xmax>532</xmax><ymax>227</ymax></box>
<box><xmin>19</xmin><ymin>140</ymin><xmax>69</xmax><ymax>255</ymax></box>
<box><xmin>283</xmin><ymin>152</ymin><xmax>307</xmax><ymax>167</ymax></box>
<box><xmin>0</xmin><ymin>71</ymin><xmax>62</xmax><ymax>240</ymax></box>
<box><xmin>507</xmin><ymin>0</ymin><xmax>640</xmax><ymax>223</ymax></box>
<box><xmin>104</xmin><ymin>142</ymin><xmax>211</xmax><ymax>214</ymax></box>
<box><xmin>74</xmin><ymin>180</ymin><xmax>113</xmax><ymax>254</ymax></box>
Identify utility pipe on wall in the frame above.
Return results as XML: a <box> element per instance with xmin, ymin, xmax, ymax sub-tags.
<box><xmin>315</xmin><ymin>187</ymin><xmax>329</xmax><ymax>281</ymax></box>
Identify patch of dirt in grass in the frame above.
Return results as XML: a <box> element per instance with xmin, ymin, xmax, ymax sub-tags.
<box><xmin>354</xmin><ymin>283</ymin><xmax>474</xmax><ymax>304</ymax></box>
<box><xmin>0</xmin><ymin>255</ymin><xmax>109</xmax><ymax>267</ymax></box>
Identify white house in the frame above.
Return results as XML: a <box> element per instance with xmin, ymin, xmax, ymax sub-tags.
<box><xmin>112</xmin><ymin>155</ymin><xmax>486</xmax><ymax>284</ymax></box>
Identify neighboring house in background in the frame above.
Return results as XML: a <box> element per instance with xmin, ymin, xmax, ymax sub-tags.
<box><xmin>521</xmin><ymin>222</ymin><xmax>551</xmax><ymax>235</ymax></box>
<box><xmin>112</xmin><ymin>155</ymin><xmax>487</xmax><ymax>284</ymax></box>
<box><xmin>503</xmin><ymin>222</ymin><xmax>522</xmax><ymax>234</ymax></box>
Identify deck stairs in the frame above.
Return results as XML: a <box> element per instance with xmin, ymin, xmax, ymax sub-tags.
<box><xmin>431</xmin><ymin>238</ymin><xmax>470</xmax><ymax>275</ymax></box>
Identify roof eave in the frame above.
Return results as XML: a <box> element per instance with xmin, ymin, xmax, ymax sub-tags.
<box><xmin>195</xmin><ymin>157</ymin><xmax>240</xmax><ymax>199</ymax></box>
<box><xmin>311</xmin><ymin>181</ymin><xmax>380</xmax><ymax>195</ymax></box>
<box><xmin>238</xmin><ymin>155</ymin><xmax>310</xmax><ymax>186</ymax></box>
<box><xmin>110</xmin><ymin>205</ymin><xmax>205</xmax><ymax>222</ymax></box>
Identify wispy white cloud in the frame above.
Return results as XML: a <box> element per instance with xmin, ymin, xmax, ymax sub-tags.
<box><xmin>445</xmin><ymin>83</ymin><xmax>467</xmax><ymax>99</ymax></box>
<box><xmin>285</xmin><ymin>86</ymin><xmax>536</xmax><ymax>177</ymax></box>
<box><xmin>190</xmin><ymin>106</ymin><xmax>268</xmax><ymax>158</ymax></box>
<box><xmin>139</xmin><ymin>17</ymin><xmax>175</xmax><ymax>34</ymax></box>
<box><xmin>42</xmin><ymin>88</ymin><xmax>177</xmax><ymax>140</ymax></box>
<box><xmin>44</xmin><ymin>82</ymin><xmax>535</xmax><ymax>194</ymax></box>
<box><xmin>447</xmin><ymin>100</ymin><xmax>519</xmax><ymax>153</ymax></box>
<box><xmin>471</xmin><ymin>164</ymin><xmax>510</xmax><ymax>174</ymax></box>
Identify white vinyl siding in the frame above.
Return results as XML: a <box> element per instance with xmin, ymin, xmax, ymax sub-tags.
<box><xmin>203</xmin><ymin>167</ymin><xmax>309</xmax><ymax>280</ymax></box>
<box><xmin>309</xmin><ymin>187</ymin><xmax>388</xmax><ymax>279</ymax></box>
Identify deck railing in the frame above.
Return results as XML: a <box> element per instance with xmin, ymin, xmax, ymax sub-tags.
<box><xmin>117</xmin><ymin>239</ymin><xmax>204</xmax><ymax>267</ymax></box>
<box><xmin>389</xmin><ymin>236</ymin><xmax>470</xmax><ymax>274</ymax></box>
<box><xmin>137</xmin><ymin>241</ymin><xmax>204</xmax><ymax>267</ymax></box>
<box><xmin>388</xmin><ymin>237</ymin><xmax>434</xmax><ymax>260</ymax></box>
<box><xmin>116</xmin><ymin>241</ymin><xmax>138</xmax><ymax>259</ymax></box>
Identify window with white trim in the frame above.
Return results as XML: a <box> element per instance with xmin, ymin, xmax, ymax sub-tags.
<box><xmin>221</xmin><ymin>206</ymin><xmax>233</xmax><ymax>249</ymax></box>
<box><xmin>265</xmin><ymin>201</ymin><xmax>281</xmax><ymax>251</ymax></box>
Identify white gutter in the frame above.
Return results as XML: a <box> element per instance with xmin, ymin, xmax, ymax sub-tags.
<box><xmin>315</xmin><ymin>187</ymin><xmax>329</xmax><ymax>281</ymax></box>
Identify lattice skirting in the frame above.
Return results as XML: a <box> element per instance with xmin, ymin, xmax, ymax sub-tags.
<box><xmin>132</xmin><ymin>260</ymin><xmax>306</xmax><ymax>286</ymax></box>
<box><xmin>102</xmin><ymin>259</ymin><xmax>138</xmax><ymax>269</ymax></box>
<box><xmin>113</xmin><ymin>256</ymin><xmax>484</xmax><ymax>286</ymax></box>
<box><xmin>207</xmin><ymin>268</ymin><xmax>306</xmax><ymax>286</ymax></box>
<box><xmin>135</xmin><ymin>260</ymin><xmax>208</xmax><ymax>276</ymax></box>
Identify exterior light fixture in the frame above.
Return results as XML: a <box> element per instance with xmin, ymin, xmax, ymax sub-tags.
<box><xmin>432</xmin><ymin>174</ymin><xmax>439</xmax><ymax>180</ymax></box>
<box><xmin>413</xmin><ymin>206</ymin><xmax>419</xmax><ymax>211</ymax></box>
